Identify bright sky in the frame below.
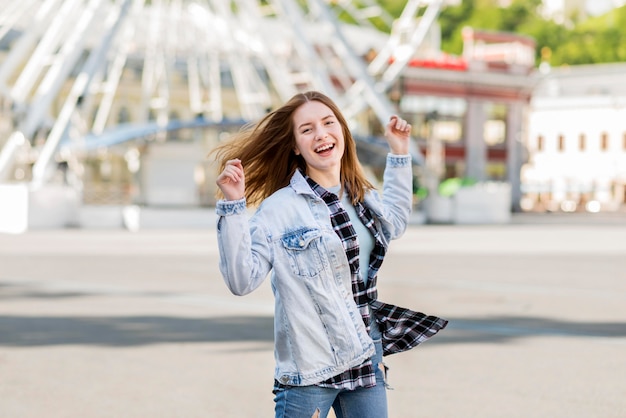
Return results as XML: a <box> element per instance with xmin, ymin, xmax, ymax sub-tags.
<box><xmin>585</xmin><ymin>0</ymin><xmax>615</xmax><ymax>15</ymax></box>
<box><xmin>542</xmin><ymin>0</ymin><xmax>617</xmax><ymax>16</ymax></box>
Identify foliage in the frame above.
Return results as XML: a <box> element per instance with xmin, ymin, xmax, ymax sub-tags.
<box><xmin>378</xmin><ymin>0</ymin><xmax>626</xmax><ymax>66</ymax></box>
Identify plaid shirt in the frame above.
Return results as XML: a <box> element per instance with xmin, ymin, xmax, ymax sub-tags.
<box><xmin>306</xmin><ymin>176</ymin><xmax>448</xmax><ymax>390</ymax></box>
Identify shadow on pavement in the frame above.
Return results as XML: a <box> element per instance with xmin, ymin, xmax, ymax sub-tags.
<box><xmin>0</xmin><ymin>315</ymin><xmax>274</xmax><ymax>347</ymax></box>
<box><xmin>429</xmin><ymin>316</ymin><xmax>626</xmax><ymax>345</ymax></box>
<box><xmin>1</xmin><ymin>314</ymin><xmax>625</xmax><ymax>347</ymax></box>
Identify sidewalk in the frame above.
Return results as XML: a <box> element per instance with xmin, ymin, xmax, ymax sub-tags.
<box><xmin>1</xmin><ymin>220</ymin><xmax>625</xmax><ymax>417</ymax></box>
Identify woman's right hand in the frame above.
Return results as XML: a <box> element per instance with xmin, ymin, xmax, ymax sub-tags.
<box><xmin>216</xmin><ymin>159</ymin><xmax>246</xmax><ymax>201</ymax></box>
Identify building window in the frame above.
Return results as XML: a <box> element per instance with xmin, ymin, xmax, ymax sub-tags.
<box><xmin>400</xmin><ymin>96</ymin><xmax>466</xmax><ymax>143</ymax></box>
<box><xmin>537</xmin><ymin>135</ymin><xmax>543</xmax><ymax>151</ymax></box>
<box><xmin>601</xmin><ymin>132</ymin><xmax>609</xmax><ymax>151</ymax></box>
<box><xmin>558</xmin><ymin>134</ymin><xmax>565</xmax><ymax>152</ymax></box>
<box><xmin>579</xmin><ymin>134</ymin><xmax>585</xmax><ymax>151</ymax></box>
<box><xmin>484</xmin><ymin>103</ymin><xmax>507</xmax><ymax>146</ymax></box>
<box><xmin>484</xmin><ymin>120</ymin><xmax>506</xmax><ymax>146</ymax></box>
<box><xmin>432</xmin><ymin>120</ymin><xmax>463</xmax><ymax>143</ymax></box>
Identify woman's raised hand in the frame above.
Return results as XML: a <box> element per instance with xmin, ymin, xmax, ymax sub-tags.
<box><xmin>216</xmin><ymin>159</ymin><xmax>246</xmax><ymax>201</ymax></box>
<box><xmin>385</xmin><ymin>115</ymin><xmax>411</xmax><ymax>155</ymax></box>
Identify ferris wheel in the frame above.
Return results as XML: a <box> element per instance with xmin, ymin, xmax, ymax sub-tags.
<box><xmin>0</xmin><ymin>0</ymin><xmax>447</xmax><ymax>183</ymax></box>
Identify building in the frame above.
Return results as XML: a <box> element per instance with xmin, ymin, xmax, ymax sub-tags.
<box><xmin>388</xmin><ymin>27</ymin><xmax>537</xmax><ymax>221</ymax></box>
<box><xmin>524</xmin><ymin>62</ymin><xmax>626</xmax><ymax>212</ymax></box>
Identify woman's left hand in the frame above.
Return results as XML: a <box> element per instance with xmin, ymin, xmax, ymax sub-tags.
<box><xmin>385</xmin><ymin>115</ymin><xmax>411</xmax><ymax>155</ymax></box>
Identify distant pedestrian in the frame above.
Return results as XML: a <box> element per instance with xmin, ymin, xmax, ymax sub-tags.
<box><xmin>213</xmin><ymin>90</ymin><xmax>447</xmax><ymax>418</ymax></box>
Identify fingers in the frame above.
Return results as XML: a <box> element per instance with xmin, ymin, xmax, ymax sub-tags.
<box><xmin>388</xmin><ymin>115</ymin><xmax>411</xmax><ymax>134</ymax></box>
<box><xmin>385</xmin><ymin>116</ymin><xmax>411</xmax><ymax>155</ymax></box>
<box><xmin>218</xmin><ymin>159</ymin><xmax>244</xmax><ymax>184</ymax></box>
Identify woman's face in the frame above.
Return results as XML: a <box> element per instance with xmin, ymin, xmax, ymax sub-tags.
<box><xmin>292</xmin><ymin>100</ymin><xmax>345</xmax><ymax>184</ymax></box>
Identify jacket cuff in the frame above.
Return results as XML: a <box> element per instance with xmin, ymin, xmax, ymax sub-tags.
<box><xmin>215</xmin><ymin>198</ymin><xmax>247</xmax><ymax>216</ymax></box>
<box><xmin>387</xmin><ymin>153</ymin><xmax>411</xmax><ymax>168</ymax></box>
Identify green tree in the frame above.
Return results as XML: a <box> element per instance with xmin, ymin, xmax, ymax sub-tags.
<box><xmin>380</xmin><ymin>1</ymin><xmax>626</xmax><ymax>66</ymax></box>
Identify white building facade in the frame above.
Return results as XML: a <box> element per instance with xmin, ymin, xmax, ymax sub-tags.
<box><xmin>524</xmin><ymin>63</ymin><xmax>626</xmax><ymax>212</ymax></box>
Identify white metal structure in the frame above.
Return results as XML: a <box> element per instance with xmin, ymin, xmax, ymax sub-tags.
<box><xmin>0</xmin><ymin>0</ymin><xmax>446</xmax><ymax>185</ymax></box>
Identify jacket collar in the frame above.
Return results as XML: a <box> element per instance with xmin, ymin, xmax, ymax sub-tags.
<box><xmin>289</xmin><ymin>169</ymin><xmax>317</xmax><ymax>197</ymax></box>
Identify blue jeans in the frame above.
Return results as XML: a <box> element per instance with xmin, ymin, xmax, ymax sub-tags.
<box><xmin>273</xmin><ymin>340</ymin><xmax>388</xmax><ymax>418</ymax></box>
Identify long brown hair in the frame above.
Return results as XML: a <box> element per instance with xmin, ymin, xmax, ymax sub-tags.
<box><xmin>211</xmin><ymin>91</ymin><xmax>374</xmax><ymax>206</ymax></box>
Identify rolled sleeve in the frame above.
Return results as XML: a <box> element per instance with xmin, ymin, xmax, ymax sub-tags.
<box><xmin>386</xmin><ymin>153</ymin><xmax>412</xmax><ymax>168</ymax></box>
<box><xmin>215</xmin><ymin>197</ymin><xmax>247</xmax><ymax>216</ymax></box>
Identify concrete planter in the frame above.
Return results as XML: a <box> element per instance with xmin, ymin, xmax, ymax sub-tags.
<box><xmin>0</xmin><ymin>183</ymin><xmax>79</xmax><ymax>234</ymax></box>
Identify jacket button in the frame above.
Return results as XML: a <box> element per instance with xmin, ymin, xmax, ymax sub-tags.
<box><xmin>299</xmin><ymin>240</ymin><xmax>305</xmax><ymax>247</ymax></box>
<box><xmin>280</xmin><ymin>376</ymin><xmax>289</xmax><ymax>384</ymax></box>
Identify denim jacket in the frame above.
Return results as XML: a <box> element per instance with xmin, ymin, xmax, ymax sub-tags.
<box><xmin>215</xmin><ymin>154</ymin><xmax>413</xmax><ymax>386</ymax></box>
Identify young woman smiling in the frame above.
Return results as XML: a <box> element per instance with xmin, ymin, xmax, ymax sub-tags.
<box><xmin>213</xmin><ymin>91</ymin><xmax>447</xmax><ymax>418</ymax></box>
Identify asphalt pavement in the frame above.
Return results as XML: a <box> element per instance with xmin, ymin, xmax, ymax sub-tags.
<box><xmin>1</xmin><ymin>213</ymin><xmax>625</xmax><ymax>417</ymax></box>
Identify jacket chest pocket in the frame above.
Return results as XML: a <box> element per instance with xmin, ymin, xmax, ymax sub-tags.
<box><xmin>281</xmin><ymin>228</ymin><xmax>325</xmax><ymax>278</ymax></box>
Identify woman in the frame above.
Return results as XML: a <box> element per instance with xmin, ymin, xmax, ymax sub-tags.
<box><xmin>213</xmin><ymin>91</ymin><xmax>447</xmax><ymax>418</ymax></box>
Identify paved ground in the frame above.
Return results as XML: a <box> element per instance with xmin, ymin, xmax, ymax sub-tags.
<box><xmin>1</xmin><ymin>214</ymin><xmax>625</xmax><ymax>417</ymax></box>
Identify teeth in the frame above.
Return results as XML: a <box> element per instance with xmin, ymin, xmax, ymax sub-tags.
<box><xmin>315</xmin><ymin>144</ymin><xmax>333</xmax><ymax>153</ymax></box>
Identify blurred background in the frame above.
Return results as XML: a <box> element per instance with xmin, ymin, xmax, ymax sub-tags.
<box><xmin>1</xmin><ymin>2</ymin><xmax>625</xmax><ymax>417</ymax></box>
<box><xmin>1</xmin><ymin>0</ymin><xmax>625</xmax><ymax>232</ymax></box>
